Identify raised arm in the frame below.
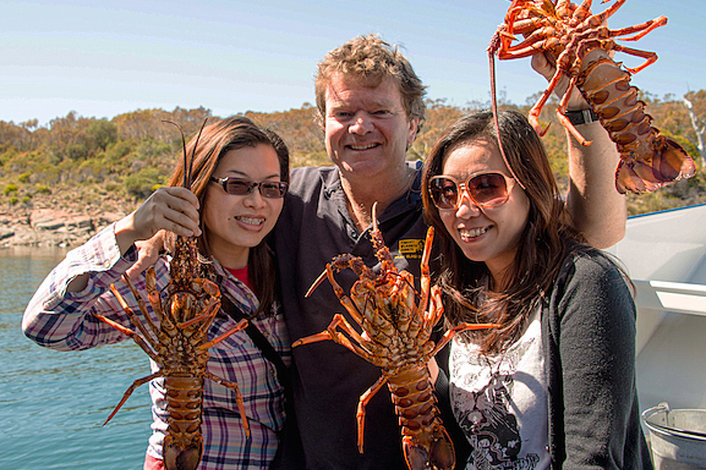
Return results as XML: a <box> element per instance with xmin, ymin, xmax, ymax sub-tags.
<box><xmin>532</xmin><ymin>50</ymin><xmax>627</xmax><ymax>248</ymax></box>
<box><xmin>69</xmin><ymin>186</ymin><xmax>200</xmax><ymax>292</ymax></box>
<box><xmin>22</xmin><ymin>186</ymin><xmax>200</xmax><ymax>349</ymax></box>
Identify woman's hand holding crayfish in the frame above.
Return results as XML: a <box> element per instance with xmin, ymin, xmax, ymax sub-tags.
<box><xmin>114</xmin><ymin>187</ymin><xmax>201</xmax><ymax>256</ymax></box>
<box><xmin>531</xmin><ymin>47</ymin><xmax>627</xmax><ymax>249</ymax></box>
<box><xmin>531</xmin><ymin>48</ymin><xmax>610</xmax><ymax>111</ymax></box>
<box><xmin>67</xmin><ymin>187</ymin><xmax>199</xmax><ymax>293</ymax></box>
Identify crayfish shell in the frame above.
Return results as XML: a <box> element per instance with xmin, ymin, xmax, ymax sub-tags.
<box><xmin>578</xmin><ymin>57</ymin><xmax>696</xmax><ymax>194</ymax></box>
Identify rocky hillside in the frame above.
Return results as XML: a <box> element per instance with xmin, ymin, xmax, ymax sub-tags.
<box><xmin>0</xmin><ymin>191</ymin><xmax>131</xmax><ymax>248</ymax></box>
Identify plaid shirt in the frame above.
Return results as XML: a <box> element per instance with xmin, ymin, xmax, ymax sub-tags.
<box><xmin>23</xmin><ymin>225</ymin><xmax>290</xmax><ymax>470</ymax></box>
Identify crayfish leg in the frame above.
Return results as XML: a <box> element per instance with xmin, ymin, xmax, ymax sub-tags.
<box><xmin>204</xmin><ymin>370</ymin><xmax>250</xmax><ymax>439</ymax></box>
<box><xmin>293</xmin><ymin>314</ymin><xmax>376</xmax><ymax>363</ymax></box>
<box><xmin>103</xmin><ymin>371</ymin><xmax>162</xmax><ymax>425</ymax></box>
<box><xmin>422</xmin><ymin>285</ymin><xmax>445</xmax><ymax>333</ymax></box>
<box><xmin>198</xmin><ymin>318</ymin><xmax>248</xmax><ymax>351</ymax></box>
<box><xmin>178</xmin><ymin>296</ymin><xmax>220</xmax><ymax>329</ymax></box>
<box><xmin>430</xmin><ymin>322</ymin><xmax>500</xmax><ymax>357</ymax></box>
<box><xmin>418</xmin><ymin>227</ymin><xmax>434</xmax><ymax>315</ymax></box>
<box><xmin>109</xmin><ymin>283</ymin><xmax>160</xmax><ymax>349</ymax></box>
<box><xmin>121</xmin><ymin>270</ymin><xmax>161</xmax><ymax>340</ymax></box>
<box><xmin>355</xmin><ymin>375</ymin><xmax>388</xmax><ymax>453</ymax></box>
<box><xmin>291</xmin><ymin>330</ymin><xmax>333</xmax><ymax>347</ymax></box>
<box><xmin>92</xmin><ymin>312</ymin><xmax>162</xmax><ymax>364</ymax></box>
<box><xmin>556</xmin><ymin>76</ymin><xmax>593</xmax><ymax>147</ymax></box>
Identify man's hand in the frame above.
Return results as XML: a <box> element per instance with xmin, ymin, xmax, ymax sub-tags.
<box><xmin>125</xmin><ymin>231</ymin><xmax>166</xmax><ymax>279</ymax></box>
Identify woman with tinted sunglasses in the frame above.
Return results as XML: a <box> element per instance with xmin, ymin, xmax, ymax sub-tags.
<box><xmin>421</xmin><ymin>110</ymin><xmax>652</xmax><ymax>469</ymax></box>
<box><xmin>23</xmin><ymin>116</ymin><xmax>291</xmax><ymax>469</ymax></box>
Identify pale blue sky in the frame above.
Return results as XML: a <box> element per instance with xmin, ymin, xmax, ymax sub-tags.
<box><xmin>2</xmin><ymin>0</ymin><xmax>703</xmax><ymax>126</ymax></box>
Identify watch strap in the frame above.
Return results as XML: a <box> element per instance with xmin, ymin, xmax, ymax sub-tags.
<box><xmin>564</xmin><ymin>108</ymin><xmax>599</xmax><ymax>125</ymax></box>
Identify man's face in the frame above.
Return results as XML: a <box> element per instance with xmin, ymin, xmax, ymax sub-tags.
<box><xmin>323</xmin><ymin>73</ymin><xmax>418</xmax><ymax>182</ymax></box>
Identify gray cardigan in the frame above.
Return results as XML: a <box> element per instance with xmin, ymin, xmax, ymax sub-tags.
<box><xmin>541</xmin><ymin>244</ymin><xmax>653</xmax><ymax>469</ymax></box>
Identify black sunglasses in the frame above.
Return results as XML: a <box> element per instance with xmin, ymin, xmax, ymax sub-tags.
<box><xmin>210</xmin><ymin>176</ymin><xmax>288</xmax><ymax>198</ymax></box>
<box><xmin>428</xmin><ymin>172</ymin><xmax>516</xmax><ymax>210</ymax></box>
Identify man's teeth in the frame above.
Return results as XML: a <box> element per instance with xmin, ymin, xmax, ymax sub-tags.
<box><xmin>349</xmin><ymin>143</ymin><xmax>377</xmax><ymax>150</ymax></box>
<box><xmin>460</xmin><ymin>227</ymin><xmax>489</xmax><ymax>239</ymax></box>
<box><xmin>236</xmin><ymin>216</ymin><xmax>264</xmax><ymax>225</ymax></box>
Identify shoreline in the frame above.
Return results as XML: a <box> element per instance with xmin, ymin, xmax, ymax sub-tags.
<box><xmin>0</xmin><ymin>201</ymin><xmax>128</xmax><ymax>249</ymax></box>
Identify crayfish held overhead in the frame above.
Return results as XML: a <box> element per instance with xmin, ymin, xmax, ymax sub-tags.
<box><xmin>488</xmin><ymin>0</ymin><xmax>695</xmax><ymax>194</ymax></box>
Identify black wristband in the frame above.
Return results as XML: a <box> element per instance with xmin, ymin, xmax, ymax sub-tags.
<box><xmin>564</xmin><ymin>108</ymin><xmax>599</xmax><ymax>125</ymax></box>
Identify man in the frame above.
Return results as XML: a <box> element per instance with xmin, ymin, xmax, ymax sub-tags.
<box><xmin>272</xmin><ymin>34</ymin><xmax>625</xmax><ymax>469</ymax></box>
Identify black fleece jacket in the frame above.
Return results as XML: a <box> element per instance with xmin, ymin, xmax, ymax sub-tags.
<box><xmin>542</xmin><ymin>244</ymin><xmax>653</xmax><ymax>469</ymax></box>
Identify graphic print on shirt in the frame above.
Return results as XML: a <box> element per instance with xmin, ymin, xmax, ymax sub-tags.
<box><xmin>456</xmin><ymin>373</ymin><xmax>538</xmax><ymax>469</ymax></box>
<box><xmin>450</xmin><ymin>313</ymin><xmax>548</xmax><ymax>470</ymax></box>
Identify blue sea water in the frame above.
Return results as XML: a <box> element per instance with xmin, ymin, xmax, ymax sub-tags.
<box><xmin>0</xmin><ymin>248</ymin><xmax>153</xmax><ymax>469</ymax></box>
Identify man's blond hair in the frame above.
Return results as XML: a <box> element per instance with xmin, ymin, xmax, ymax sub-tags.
<box><xmin>315</xmin><ymin>34</ymin><xmax>426</xmax><ymax>128</ymax></box>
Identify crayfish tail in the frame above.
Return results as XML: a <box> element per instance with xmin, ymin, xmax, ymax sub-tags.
<box><xmin>163</xmin><ymin>437</ymin><xmax>203</xmax><ymax>470</ymax></box>
<box><xmin>615</xmin><ymin>159</ymin><xmax>659</xmax><ymax>194</ymax></box>
<box><xmin>429</xmin><ymin>426</ymin><xmax>455</xmax><ymax>470</ymax></box>
<box><xmin>403</xmin><ymin>439</ymin><xmax>429</xmax><ymax>470</ymax></box>
<box><xmin>652</xmin><ymin>136</ymin><xmax>696</xmax><ymax>183</ymax></box>
<box><xmin>615</xmin><ymin>136</ymin><xmax>696</xmax><ymax>194</ymax></box>
<box><xmin>402</xmin><ymin>427</ymin><xmax>455</xmax><ymax>470</ymax></box>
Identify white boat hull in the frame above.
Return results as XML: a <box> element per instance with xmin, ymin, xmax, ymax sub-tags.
<box><xmin>606</xmin><ymin>204</ymin><xmax>706</xmax><ymax>411</ymax></box>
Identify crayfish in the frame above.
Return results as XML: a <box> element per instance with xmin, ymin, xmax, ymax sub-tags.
<box><xmin>293</xmin><ymin>204</ymin><xmax>497</xmax><ymax>470</ymax></box>
<box><xmin>93</xmin><ymin>121</ymin><xmax>251</xmax><ymax>470</ymax></box>
<box><xmin>488</xmin><ymin>0</ymin><xmax>695</xmax><ymax>194</ymax></box>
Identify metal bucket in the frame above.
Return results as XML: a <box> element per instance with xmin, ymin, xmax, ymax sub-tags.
<box><xmin>642</xmin><ymin>403</ymin><xmax>706</xmax><ymax>469</ymax></box>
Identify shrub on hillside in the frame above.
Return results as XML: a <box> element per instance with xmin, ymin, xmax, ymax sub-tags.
<box><xmin>4</xmin><ymin>184</ymin><xmax>18</xmax><ymax>196</ymax></box>
<box><xmin>124</xmin><ymin>167</ymin><xmax>164</xmax><ymax>199</ymax></box>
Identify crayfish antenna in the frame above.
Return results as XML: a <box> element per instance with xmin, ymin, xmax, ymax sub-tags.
<box><xmin>162</xmin><ymin>120</ymin><xmax>188</xmax><ymax>187</ymax></box>
<box><xmin>188</xmin><ymin>119</ymin><xmax>208</xmax><ymax>187</ymax></box>
<box><xmin>305</xmin><ymin>269</ymin><xmax>328</xmax><ymax>298</ymax></box>
<box><xmin>162</xmin><ymin>118</ymin><xmax>208</xmax><ymax>189</ymax></box>
<box><xmin>487</xmin><ymin>39</ymin><xmax>526</xmax><ymax>191</ymax></box>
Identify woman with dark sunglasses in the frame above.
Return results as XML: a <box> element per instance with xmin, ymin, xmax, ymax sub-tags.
<box><xmin>23</xmin><ymin>116</ymin><xmax>291</xmax><ymax>469</ymax></box>
<box><xmin>421</xmin><ymin>110</ymin><xmax>652</xmax><ymax>469</ymax></box>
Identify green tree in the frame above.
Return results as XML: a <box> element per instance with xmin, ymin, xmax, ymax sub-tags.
<box><xmin>87</xmin><ymin>119</ymin><xmax>118</xmax><ymax>152</ymax></box>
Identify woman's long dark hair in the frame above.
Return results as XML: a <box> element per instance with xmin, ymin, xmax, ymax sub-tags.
<box><xmin>421</xmin><ymin>110</ymin><xmax>580</xmax><ymax>353</ymax></box>
<box><xmin>168</xmin><ymin>116</ymin><xmax>289</xmax><ymax>318</ymax></box>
